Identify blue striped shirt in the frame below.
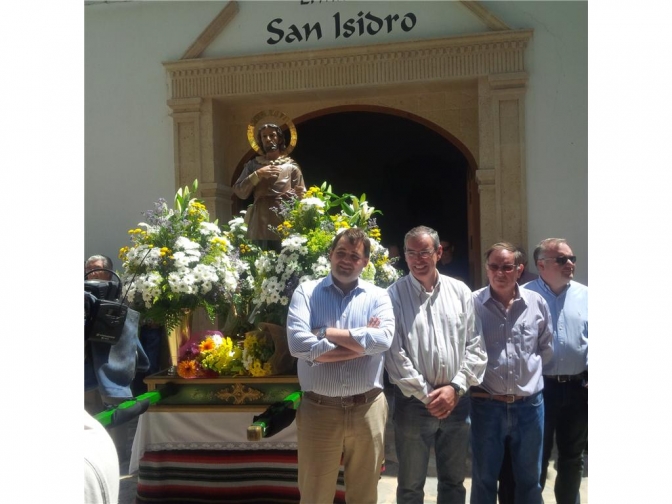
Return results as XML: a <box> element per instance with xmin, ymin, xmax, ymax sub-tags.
<box><xmin>286</xmin><ymin>273</ymin><xmax>395</xmax><ymax>397</ymax></box>
<box><xmin>385</xmin><ymin>273</ymin><xmax>487</xmax><ymax>403</ymax></box>
<box><xmin>523</xmin><ymin>279</ymin><xmax>588</xmax><ymax>376</ymax></box>
<box><xmin>473</xmin><ymin>285</ymin><xmax>554</xmax><ymax>396</ymax></box>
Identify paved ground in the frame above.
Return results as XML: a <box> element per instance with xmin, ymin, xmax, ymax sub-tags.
<box><xmin>116</xmin><ymin>390</ymin><xmax>588</xmax><ymax>503</ymax></box>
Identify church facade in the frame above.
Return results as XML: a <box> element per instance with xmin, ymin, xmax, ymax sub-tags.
<box><xmin>85</xmin><ymin>1</ymin><xmax>587</xmax><ymax>286</ymax></box>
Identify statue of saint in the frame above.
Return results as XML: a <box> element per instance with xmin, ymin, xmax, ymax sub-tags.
<box><xmin>233</xmin><ymin>122</ymin><xmax>305</xmax><ymax>245</ymax></box>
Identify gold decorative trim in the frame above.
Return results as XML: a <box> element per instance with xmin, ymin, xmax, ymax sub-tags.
<box><xmin>214</xmin><ymin>382</ymin><xmax>265</xmax><ymax>405</ymax></box>
<box><xmin>247</xmin><ymin>110</ymin><xmax>298</xmax><ymax>156</ymax></box>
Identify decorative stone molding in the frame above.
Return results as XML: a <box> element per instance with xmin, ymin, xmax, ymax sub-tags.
<box><xmin>164</xmin><ymin>30</ymin><xmax>532</xmax><ymax>100</ymax></box>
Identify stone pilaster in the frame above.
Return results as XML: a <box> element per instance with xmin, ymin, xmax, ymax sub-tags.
<box><xmin>476</xmin><ymin>72</ymin><xmax>528</xmax><ymax>256</ymax></box>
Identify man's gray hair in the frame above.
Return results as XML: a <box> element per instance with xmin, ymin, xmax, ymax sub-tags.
<box><xmin>484</xmin><ymin>242</ymin><xmax>523</xmax><ymax>265</ymax></box>
<box><xmin>404</xmin><ymin>226</ymin><xmax>440</xmax><ymax>251</ymax></box>
<box><xmin>86</xmin><ymin>254</ymin><xmax>113</xmax><ymax>270</ymax></box>
<box><xmin>533</xmin><ymin>238</ymin><xmax>568</xmax><ymax>264</ymax></box>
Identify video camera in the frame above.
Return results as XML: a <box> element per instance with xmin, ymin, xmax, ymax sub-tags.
<box><xmin>85</xmin><ymin>269</ymin><xmax>127</xmax><ymax>345</ymax></box>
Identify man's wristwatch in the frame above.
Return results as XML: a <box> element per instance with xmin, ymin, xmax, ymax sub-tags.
<box><xmin>449</xmin><ymin>383</ymin><xmax>465</xmax><ymax>397</ymax></box>
<box><xmin>318</xmin><ymin>327</ymin><xmax>327</xmax><ymax>339</ymax></box>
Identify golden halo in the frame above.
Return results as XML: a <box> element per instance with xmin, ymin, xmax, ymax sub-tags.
<box><xmin>247</xmin><ymin>110</ymin><xmax>297</xmax><ymax>156</ymax></box>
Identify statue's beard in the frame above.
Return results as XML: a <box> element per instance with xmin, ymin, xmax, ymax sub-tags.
<box><xmin>263</xmin><ymin>141</ymin><xmax>279</xmax><ymax>153</ymax></box>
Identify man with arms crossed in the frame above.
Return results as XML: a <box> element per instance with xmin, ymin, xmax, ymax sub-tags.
<box><xmin>471</xmin><ymin>242</ymin><xmax>553</xmax><ymax>504</ymax></box>
<box><xmin>287</xmin><ymin>228</ymin><xmax>395</xmax><ymax>504</ymax></box>
<box><xmin>385</xmin><ymin>226</ymin><xmax>486</xmax><ymax>504</ymax></box>
<box><xmin>525</xmin><ymin>238</ymin><xmax>588</xmax><ymax>504</ymax></box>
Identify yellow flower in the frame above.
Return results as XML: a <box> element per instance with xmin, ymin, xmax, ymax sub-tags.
<box><xmin>304</xmin><ymin>186</ymin><xmax>322</xmax><ymax>199</ymax></box>
<box><xmin>211</xmin><ymin>236</ymin><xmax>229</xmax><ymax>252</ymax></box>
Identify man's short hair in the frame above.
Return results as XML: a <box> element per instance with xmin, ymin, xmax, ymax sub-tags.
<box><xmin>484</xmin><ymin>242</ymin><xmax>522</xmax><ymax>265</ymax></box>
<box><xmin>533</xmin><ymin>238</ymin><xmax>568</xmax><ymax>263</ymax></box>
<box><xmin>257</xmin><ymin>123</ymin><xmax>287</xmax><ymax>152</ymax></box>
<box><xmin>331</xmin><ymin>228</ymin><xmax>371</xmax><ymax>258</ymax></box>
<box><xmin>515</xmin><ymin>245</ymin><xmax>529</xmax><ymax>267</ymax></box>
<box><xmin>404</xmin><ymin>226</ymin><xmax>440</xmax><ymax>252</ymax></box>
<box><xmin>85</xmin><ymin>255</ymin><xmax>113</xmax><ymax>271</ymax></box>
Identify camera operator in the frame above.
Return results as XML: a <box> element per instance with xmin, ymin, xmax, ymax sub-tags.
<box><xmin>85</xmin><ymin>254</ymin><xmax>149</xmax><ymax>466</ymax></box>
<box><xmin>85</xmin><ymin>254</ymin><xmax>114</xmax><ymax>281</ymax></box>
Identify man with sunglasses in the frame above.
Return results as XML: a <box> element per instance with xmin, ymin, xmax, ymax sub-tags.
<box><xmin>523</xmin><ymin>238</ymin><xmax>588</xmax><ymax>504</ymax></box>
<box><xmin>385</xmin><ymin>226</ymin><xmax>486</xmax><ymax>504</ymax></box>
<box><xmin>471</xmin><ymin>242</ymin><xmax>553</xmax><ymax>504</ymax></box>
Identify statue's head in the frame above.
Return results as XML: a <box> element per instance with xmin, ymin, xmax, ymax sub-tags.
<box><xmin>257</xmin><ymin>123</ymin><xmax>286</xmax><ymax>154</ymax></box>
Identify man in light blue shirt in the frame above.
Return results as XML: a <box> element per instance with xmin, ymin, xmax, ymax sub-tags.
<box><xmin>471</xmin><ymin>242</ymin><xmax>553</xmax><ymax>504</ymax></box>
<box><xmin>287</xmin><ymin>228</ymin><xmax>395</xmax><ymax>504</ymax></box>
<box><xmin>524</xmin><ymin>238</ymin><xmax>588</xmax><ymax>504</ymax></box>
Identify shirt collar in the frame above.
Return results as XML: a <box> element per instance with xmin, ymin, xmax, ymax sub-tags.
<box><xmin>537</xmin><ymin>277</ymin><xmax>570</xmax><ymax>297</ymax></box>
<box><xmin>408</xmin><ymin>270</ymin><xmax>440</xmax><ymax>299</ymax></box>
<box><xmin>325</xmin><ymin>272</ymin><xmax>364</xmax><ymax>295</ymax></box>
<box><xmin>483</xmin><ymin>283</ymin><xmax>525</xmax><ymax>308</ymax></box>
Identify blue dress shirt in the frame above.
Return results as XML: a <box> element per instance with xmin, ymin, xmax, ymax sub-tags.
<box><xmin>286</xmin><ymin>273</ymin><xmax>395</xmax><ymax>397</ymax></box>
<box><xmin>472</xmin><ymin>286</ymin><xmax>554</xmax><ymax>396</ymax></box>
<box><xmin>523</xmin><ymin>278</ymin><xmax>588</xmax><ymax>376</ymax></box>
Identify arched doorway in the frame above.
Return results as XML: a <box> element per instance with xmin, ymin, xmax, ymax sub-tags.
<box><xmin>232</xmin><ymin>108</ymin><xmax>480</xmax><ymax>287</ymax></box>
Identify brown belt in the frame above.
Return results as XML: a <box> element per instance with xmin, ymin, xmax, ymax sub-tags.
<box><xmin>304</xmin><ymin>388</ymin><xmax>383</xmax><ymax>407</ymax></box>
<box><xmin>470</xmin><ymin>392</ymin><xmax>527</xmax><ymax>403</ymax></box>
<box><xmin>470</xmin><ymin>387</ymin><xmax>534</xmax><ymax>404</ymax></box>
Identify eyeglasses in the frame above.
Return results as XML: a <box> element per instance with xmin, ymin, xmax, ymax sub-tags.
<box><xmin>541</xmin><ymin>255</ymin><xmax>577</xmax><ymax>265</ymax></box>
<box><xmin>486</xmin><ymin>263</ymin><xmax>517</xmax><ymax>273</ymax></box>
<box><xmin>404</xmin><ymin>249</ymin><xmax>435</xmax><ymax>260</ymax></box>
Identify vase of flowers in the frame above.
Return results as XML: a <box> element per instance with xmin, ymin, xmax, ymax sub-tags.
<box><xmin>176</xmin><ymin>327</ymin><xmax>281</xmax><ymax>378</ymax></box>
<box><xmin>119</xmin><ymin>180</ymin><xmax>243</xmax><ymax>373</ymax></box>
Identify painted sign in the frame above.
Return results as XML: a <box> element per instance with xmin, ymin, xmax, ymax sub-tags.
<box><xmin>266</xmin><ymin>1</ymin><xmax>418</xmax><ymax>45</ymax></box>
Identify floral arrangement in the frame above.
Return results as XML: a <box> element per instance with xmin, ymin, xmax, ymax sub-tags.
<box><xmin>176</xmin><ymin>329</ymin><xmax>275</xmax><ymax>378</ymax></box>
<box><xmin>119</xmin><ymin>180</ymin><xmax>243</xmax><ymax>330</ymax></box>
<box><xmin>245</xmin><ymin>182</ymin><xmax>401</xmax><ymax>327</ymax></box>
<box><xmin>241</xmin><ymin>330</ymin><xmax>275</xmax><ymax>377</ymax></box>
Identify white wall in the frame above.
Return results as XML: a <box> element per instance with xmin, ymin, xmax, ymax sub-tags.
<box><xmin>85</xmin><ymin>0</ymin><xmax>588</xmax><ymax>284</ymax></box>
<box><xmin>484</xmin><ymin>1</ymin><xmax>588</xmax><ymax>284</ymax></box>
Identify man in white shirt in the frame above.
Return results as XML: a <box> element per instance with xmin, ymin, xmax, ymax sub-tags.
<box><xmin>385</xmin><ymin>226</ymin><xmax>487</xmax><ymax>504</ymax></box>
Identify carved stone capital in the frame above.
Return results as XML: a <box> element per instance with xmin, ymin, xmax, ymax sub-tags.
<box><xmin>168</xmin><ymin>97</ymin><xmax>204</xmax><ymax>114</ymax></box>
<box><xmin>475</xmin><ymin>168</ymin><xmax>495</xmax><ymax>186</ymax></box>
<box><xmin>488</xmin><ymin>72</ymin><xmax>529</xmax><ymax>91</ymax></box>
<box><xmin>199</xmin><ymin>182</ymin><xmax>234</xmax><ymax>200</ymax></box>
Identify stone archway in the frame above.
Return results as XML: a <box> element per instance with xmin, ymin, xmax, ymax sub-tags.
<box><xmin>164</xmin><ymin>29</ymin><xmax>532</xmax><ymax>284</ymax></box>
<box><xmin>231</xmin><ymin>105</ymin><xmax>480</xmax><ymax>286</ymax></box>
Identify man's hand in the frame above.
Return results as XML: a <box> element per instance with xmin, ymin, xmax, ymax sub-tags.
<box><xmin>367</xmin><ymin>316</ymin><xmax>380</xmax><ymax>328</ymax></box>
<box><xmin>426</xmin><ymin>385</ymin><xmax>459</xmax><ymax>420</ymax></box>
<box><xmin>257</xmin><ymin>165</ymin><xmax>281</xmax><ymax>181</ymax></box>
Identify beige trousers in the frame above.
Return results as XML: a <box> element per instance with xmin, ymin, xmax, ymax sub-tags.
<box><xmin>296</xmin><ymin>391</ymin><xmax>388</xmax><ymax>504</ymax></box>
